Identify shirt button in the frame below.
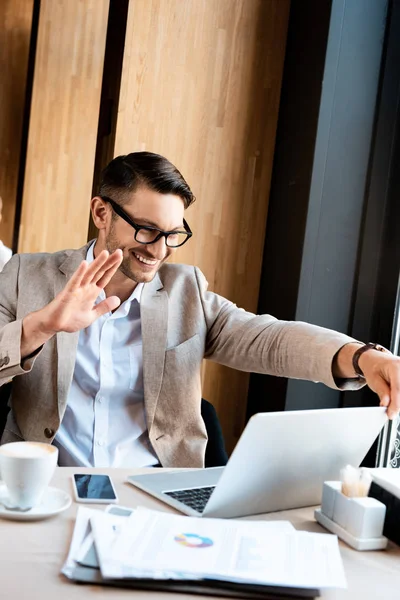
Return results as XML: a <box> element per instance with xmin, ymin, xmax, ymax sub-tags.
<box><xmin>44</xmin><ymin>428</ymin><xmax>54</xmax><ymax>439</ymax></box>
<box><xmin>97</xmin><ymin>396</ymin><xmax>103</xmax><ymax>403</ymax></box>
<box><xmin>97</xmin><ymin>440</ymin><xmax>105</xmax><ymax>446</ymax></box>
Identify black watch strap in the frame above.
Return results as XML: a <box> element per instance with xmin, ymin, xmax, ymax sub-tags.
<box><xmin>352</xmin><ymin>342</ymin><xmax>390</xmax><ymax>377</ymax></box>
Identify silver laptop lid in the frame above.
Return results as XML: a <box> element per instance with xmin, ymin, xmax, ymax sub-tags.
<box><xmin>203</xmin><ymin>406</ymin><xmax>387</xmax><ymax>518</ymax></box>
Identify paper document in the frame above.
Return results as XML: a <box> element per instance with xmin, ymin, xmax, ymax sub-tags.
<box><xmin>91</xmin><ymin>507</ymin><xmax>346</xmax><ymax>589</ymax></box>
<box><xmin>62</xmin><ymin>504</ymin><xmax>135</xmax><ymax>578</ymax></box>
<box><xmin>62</xmin><ymin>506</ymin><xmax>100</xmax><ymax>579</ymax></box>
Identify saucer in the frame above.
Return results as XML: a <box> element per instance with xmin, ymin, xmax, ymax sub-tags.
<box><xmin>0</xmin><ymin>483</ymin><xmax>72</xmax><ymax>521</ymax></box>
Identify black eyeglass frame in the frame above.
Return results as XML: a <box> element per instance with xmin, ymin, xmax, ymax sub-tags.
<box><xmin>100</xmin><ymin>195</ymin><xmax>193</xmax><ymax>248</ymax></box>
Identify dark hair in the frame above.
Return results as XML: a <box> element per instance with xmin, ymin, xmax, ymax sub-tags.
<box><xmin>99</xmin><ymin>152</ymin><xmax>195</xmax><ymax>209</ymax></box>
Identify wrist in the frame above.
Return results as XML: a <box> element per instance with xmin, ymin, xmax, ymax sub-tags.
<box><xmin>36</xmin><ymin>307</ymin><xmax>60</xmax><ymax>337</ymax></box>
<box><xmin>20</xmin><ymin>310</ymin><xmax>57</xmax><ymax>361</ymax></box>
<box><xmin>353</xmin><ymin>342</ymin><xmax>391</xmax><ymax>377</ymax></box>
<box><xmin>333</xmin><ymin>342</ymin><xmax>363</xmax><ymax>379</ymax></box>
<box><xmin>357</xmin><ymin>352</ymin><xmax>369</xmax><ymax>378</ymax></box>
<box><xmin>23</xmin><ymin>309</ymin><xmax>57</xmax><ymax>341</ymax></box>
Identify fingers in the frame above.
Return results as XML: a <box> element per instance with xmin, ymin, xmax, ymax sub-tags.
<box><xmin>387</xmin><ymin>377</ymin><xmax>400</xmax><ymax>420</ymax></box>
<box><xmin>81</xmin><ymin>250</ymin><xmax>109</xmax><ymax>286</ymax></box>
<box><xmin>81</xmin><ymin>249</ymin><xmax>122</xmax><ymax>287</ymax></box>
<box><xmin>67</xmin><ymin>260</ymin><xmax>89</xmax><ymax>290</ymax></box>
<box><xmin>374</xmin><ymin>379</ymin><xmax>390</xmax><ymax>407</ymax></box>
<box><xmin>374</xmin><ymin>373</ymin><xmax>400</xmax><ymax>420</ymax></box>
<box><xmin>385</xmin><ymin>365</ymin><xmax>400</xmax><ymax>419</ymax></box>
<box><xmin>96</xmin><ymin>265</ymin><xmax>121</xmax><ymax>290</ymax></box>
<box><xmin>92</xmin><ymin>249</ymin><xmax>123</xmax><ymax>286</ymax></box>
<box><xmin>93</xmin><ymin>296</ymin><xmax>121</xmax><ymax>319</ymax></box>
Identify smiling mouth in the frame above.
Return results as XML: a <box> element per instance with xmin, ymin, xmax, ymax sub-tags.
<box><xmin>132</xmin><ymin>251</ymin><xmax>158</xmax><ymax>267</ymax></box>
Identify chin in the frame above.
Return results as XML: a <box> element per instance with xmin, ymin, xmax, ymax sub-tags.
<box><xmin>135</xmin><ymin>271</ymin><xmax>157</xmax><ymax>283</ymax></box>
<box><xmin>122</xmin><ymin>265</ymin><xmax>158</xmax><ymax>284</ymax></box>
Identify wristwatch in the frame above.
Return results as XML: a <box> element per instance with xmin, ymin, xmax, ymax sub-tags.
<box><xmin>352</xmin><ymin>342</ymin><xmax>390</xmax><ymax>378</ymax></box>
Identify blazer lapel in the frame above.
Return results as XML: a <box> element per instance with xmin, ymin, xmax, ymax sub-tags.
<box><xmin>53</xmin><ymin>243</ymin><xmax>169</xmax><ymax>431</ymax></box>
<box><xmin>141</xmin><ymin>272</ymin><xmax>168</xmax><ymax>433</ymax></box>
<box><xmin>54</xmin><ymin>244</ymin><xmax>90</xmax><ymax>416</ymax></box>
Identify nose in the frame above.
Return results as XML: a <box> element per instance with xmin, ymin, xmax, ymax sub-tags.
<box><xmin>147</xmin><ymin>236</ymin><xmax>168</xmax><ymax>259</ymax></box>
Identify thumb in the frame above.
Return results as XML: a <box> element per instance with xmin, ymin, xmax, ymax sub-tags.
<box><xmin>93</xmin><ymin>296</ymin><xmax>121</xmax><ymax>319</ymax></box>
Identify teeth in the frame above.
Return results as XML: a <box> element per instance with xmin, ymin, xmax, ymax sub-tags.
<box><xmin>134</xmin><ymin>252</ymin><xmax>157</xmax><ymax>266</ymax></box>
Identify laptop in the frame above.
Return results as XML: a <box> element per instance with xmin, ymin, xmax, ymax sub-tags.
<box><xmin>127</xmin><ymin>406</ymin><xmax>387</xmax><ymax>519</ymax></box>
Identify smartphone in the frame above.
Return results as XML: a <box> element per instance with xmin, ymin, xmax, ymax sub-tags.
<box><xmin>72</xmin><ymin>473</ymin><xmax>119</xmax><ymax>504</ymax></box>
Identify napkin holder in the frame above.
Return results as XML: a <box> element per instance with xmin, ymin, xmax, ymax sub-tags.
<box><xmin>314</xmin><ymin>481</ymin><xmax>388</xmax><ymax>551</ymax></box>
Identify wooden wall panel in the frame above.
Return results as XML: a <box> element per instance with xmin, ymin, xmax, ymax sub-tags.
<box><xmin>0</xmin><ymin>0</ymin><xmax>34</xmax><ymax>249</ymax></box>
<box><xmin>18</xmin><ymin>0</ymin><xmax>109</xmax><ymax>253</ymax></box>
<box><xmin>115</xmin><ymin>0</ymin><xmax>290</xmax><ymax>451</ymax></box>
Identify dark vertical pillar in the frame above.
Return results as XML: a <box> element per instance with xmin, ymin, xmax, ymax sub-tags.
<box><xmin>344</xmin><ymin>0</ymin><xmax>400</xmax><ymax>408</ymax></box>
<box><xmin>247</xmin><ymin>0</ymin><xmax>389</xmax><ymax>418</ymax></box>
<box><xmin>247</xmin><ymin>0</ymin><xmax>333</xmax><ymax>417</ymax></box>
<box><xmin>12</xmin><ymin>0</ymin><xmax>40</xmax><ymax>252</ymax></box>
<box><xmin>88</xmin><ymin>0</ymin><xmax>130</xmax><ymax>240</ymax></box>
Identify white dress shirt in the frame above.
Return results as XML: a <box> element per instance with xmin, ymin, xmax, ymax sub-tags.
<box><xmin>0</xmin><ymin>241</ymin><xmax>12</xmax><ymax>272</ymax></box>
<box><xmin>54</xmin><ymin>243</ymin><xmax>159</xmax><ymax>467</ymax></box>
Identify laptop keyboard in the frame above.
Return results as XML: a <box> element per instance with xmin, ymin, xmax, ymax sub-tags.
<box><xmin>164</xmin><ymin>486</ymin><xmax>216</xmax><ymax>513</ymax></box>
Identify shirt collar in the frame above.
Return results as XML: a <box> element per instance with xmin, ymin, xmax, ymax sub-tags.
<box><xmin>86</xmin><ymin>242</ymin><xmax>144</xmax><ymax>305</ymax></box>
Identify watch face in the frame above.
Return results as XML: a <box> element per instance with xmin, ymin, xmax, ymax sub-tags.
<box><xmin>373</xmin><ymin>344</ymin><xmax>389</xmax><ymax>353</ymax></box>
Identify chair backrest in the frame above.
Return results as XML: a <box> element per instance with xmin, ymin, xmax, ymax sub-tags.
<box><xmin>0</xmin><ymin>386</ymin><xmax>228</xmax><ymax>468</ymax></box>
<box><xmin>201</xmin><ymin>398</ymin><xmax>228</xmax><ymax>467</ymax></box>
<box><xmin>0</xmin><ymin>382</ymin><xmax>11</xmax><ymax>439</ymax></box>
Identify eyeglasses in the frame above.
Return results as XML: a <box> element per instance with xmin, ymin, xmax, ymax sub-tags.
<box><xmin>100</xmin><ymin>196</ymin><xmax>193</xmax><ymax>248</ymax></box>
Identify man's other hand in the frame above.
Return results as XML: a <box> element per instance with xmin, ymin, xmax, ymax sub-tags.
<box><xmin>334</xmin><ymin>342</ymin><xmax>400</xmax><ymax>420</ymax></box>
<box><xmin>358</xmin><ymin>349</ymin><xmax>400</xmax><ymax>420</ymax></box>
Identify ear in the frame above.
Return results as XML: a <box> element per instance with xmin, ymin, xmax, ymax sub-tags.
<box><xmin>91</xmin><ymin>196</ymin><xmax>110</xmax><ymax>230</ymax></box>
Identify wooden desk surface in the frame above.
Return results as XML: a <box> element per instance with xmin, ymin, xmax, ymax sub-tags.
<box><xmin>1</xmin><ymin>467</ymin><xmax>399</xmax><ymax>599</ymax></box>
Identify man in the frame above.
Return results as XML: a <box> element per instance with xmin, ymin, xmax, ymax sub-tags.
<box><xmin>0</xmin><ymin>152</ymin><xmax>399</xmax><ymax>468</ymax></box>
<box><xmin>0</xmin><ymin>196</ymin><xmax>12</xmax><ymax>272</ymax></box>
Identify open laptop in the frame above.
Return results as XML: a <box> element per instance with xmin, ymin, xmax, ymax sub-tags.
<box><xmin>127</xmin><ymin>406</ymin><xmax>387</xmax><ymax>519</ymax></box>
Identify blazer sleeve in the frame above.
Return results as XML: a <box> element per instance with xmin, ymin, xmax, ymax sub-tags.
<box><xmin>0</xmin><ymin>255</ymin><xmax>41</xmax><ymax>385</ymax></box>
<box><xmin>195</xmin><ymin>267</ymin><xmax>364</xmax><ymax>391</ymax></box>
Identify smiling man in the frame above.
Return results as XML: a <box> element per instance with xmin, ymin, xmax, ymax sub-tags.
<box><xmin>0</xmin><ymin>152</ymin><xmax>399</xmax><ymax>468</ymax></box>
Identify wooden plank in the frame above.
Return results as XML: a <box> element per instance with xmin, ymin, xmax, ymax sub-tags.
<box><xmin>0</xmin><ymin>0</ymin><xmax>34</xmax><ymax>249</ymax></box>
<box><xmin>114</xmin><ymin>0</ymin><xmax>290</xmax><ymax>451</ymax></box>
<box><xmin>18</xmin><ymin>0</ymin><xmax>109</xmax><ymax>253</ymax></box>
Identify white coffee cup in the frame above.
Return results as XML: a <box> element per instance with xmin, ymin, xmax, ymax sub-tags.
<box><xmin>0</xmin><ymin>442</ymin><xmax>58</xmax><ymax>510</ymax></box>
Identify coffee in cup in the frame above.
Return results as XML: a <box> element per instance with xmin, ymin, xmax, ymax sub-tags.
<box><xmin>0</xmin><ymin>442</ymin><xmax>58</xmax><ymax>510</ymax></box>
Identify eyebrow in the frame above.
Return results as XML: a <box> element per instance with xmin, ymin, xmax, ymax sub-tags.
<box><xmin>132</xmin><ymin>217</ymin><xmax>185</xmax><ymax>231</ymax></box>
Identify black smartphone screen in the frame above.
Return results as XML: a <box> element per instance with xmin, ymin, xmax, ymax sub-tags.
<box><xmin>73</xmin><ymin>474</ymin><xmax>117</xmax><ymax>500</ymax></box>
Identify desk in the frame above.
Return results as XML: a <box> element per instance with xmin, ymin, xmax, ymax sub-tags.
<box><xmin>1</xmin><ymin>467</ymin><xmax>400</xmax><ymax>599</ymax></box>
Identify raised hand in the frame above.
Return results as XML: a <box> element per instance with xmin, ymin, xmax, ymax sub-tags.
<box><xmin>21</xmin><ymin>249</ymin><xmax>123</xmax><ymax>358</ymax></box>
<box><xmin>42</xmin><ymin>249</ymin><xmax>123</xmax><ymax>333</ymax></box>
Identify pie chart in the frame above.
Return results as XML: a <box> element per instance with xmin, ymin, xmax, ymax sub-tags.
<box><xmin>174</xmin><ymin>532</ymin><xmax>214</xmax><ymax>548</ymax></box>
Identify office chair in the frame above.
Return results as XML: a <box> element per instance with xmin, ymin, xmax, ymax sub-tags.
<box><xmin>0</xmin><ymin>382</ymin><xmax>11</xmax><ymax>439</ymax></box>
<box><xmin>201</xmin><ymin>398</ymin><xmax>228</xmax><ymax>467</ymax></box>
<box><xmin>0</xmin><ymin>385</ymin><xmax>228</xmax><ymax>467</ymax></box>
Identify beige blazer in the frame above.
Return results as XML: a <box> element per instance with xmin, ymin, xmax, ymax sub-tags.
<box><xmin>0</xmin><ymin>243</ymin><xmax>362</xmax><ymax>467</ymax></box>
